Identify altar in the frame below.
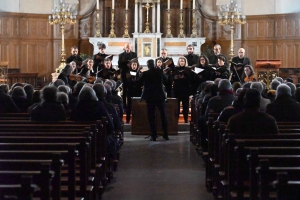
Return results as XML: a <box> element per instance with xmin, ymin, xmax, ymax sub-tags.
<box><xmin>89</xmin><ymin>0</ymin><xmax>205</xmax><ymax>68</ymax></box>
<box><xmin>89</xmin><ymin>35</ymin><xmax>206</xmax><ymax>67</ymax></box>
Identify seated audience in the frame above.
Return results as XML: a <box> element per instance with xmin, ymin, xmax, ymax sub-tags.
<box><xmin>218</xmin><ymin>88</ymin><xmax>248</xmax><ymax>123</ymax></box>
<box><xmin>57</xmin><ymin>92</ymin><xmax>69</xmax><ymax>114</ymax></box>
<box><xmin>31</xmin><ymin>86</ymin><xmax>66</xmax><ymax>121</ymax></box>
<box><xmin>93</xmin><ymin>83</ymin><xmax>121</xmax><ymax>131</ymax></box>
<box><xmin>23</xmin><ymin>84</ymin><xmax>34</xmax><ymax>104</ymax></box>
<box><xmin>295</xmin><ymin>87</ymin><xmax>300</xmax><ymax>103</ymax></box>
<box><xmin>0</xmin><ymin>84</ymin><xmax>9</xmax><ymax>94</ymax></box>
<box><xmin>265</xmin><ymin>84</ymin><xmax>300</xmax><ymax>122</ymax></box>
<box><xmin>267</xmin><ymin>79</ymin><xmax>281</xmax><ymax>102</ymax></box>
<box><xmin>227</xmin><ymin>89</ymin><xmax>278</xmax><ymax>135</ymax></box>
<box><xmin>205</xmin><ymin>79</ymin><xmax>235</xmax><ymax>117</ymax></box>
<box><xmin>70</xmin><ymin>86</ymin><xmax>114</xmax><ymax>130</ymax></box>
<box><xmin>11</xmin><ymin>86</ymin><xmax>31</xmax><ymax>113</ymax></box>
<box><xmin>285</xmin><ymin>82</ymin><xmax>296</xmax><ymax>98</ymax></box>
<box><xmin>0</xmin><ymin>85</ymin><xmax>19</xmax><ymax>113</ymax></box>
<box><xmin>27</xmin><ymin>90</ymin><xmax>41</xmax><ymax>114</ymax></box>
<box><xmin>52</xmin><ymin>79</ymin><xmax>65</xmax><ymax>88</ymax></box>
<box><xmin>250</xmin><ymin>82</ymin><xmax>271</xmax><ymax>111</ymax></box>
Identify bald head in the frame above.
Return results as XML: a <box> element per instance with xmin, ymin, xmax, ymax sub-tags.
<box><xmin>238</xmin><ymin>48</ymin><xmax>245</xmax><ymax>59</ymax></box>
<box><xmin>124</xmin><ymin>43</ymin><xmax>132</xmax><ymax>53</ymax></box>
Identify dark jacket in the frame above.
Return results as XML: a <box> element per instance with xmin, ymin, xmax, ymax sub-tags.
<box><xmin>184</xmin><ymin>54</ymin><xmax>199</xmax><ymax>66</ymax></box>
<box><xmin>0</xmin><ymin>90</ymin><xmax>20</xmax><ymax>113</ymax></box>
<box><xmin>31</xmin><ymin>101</ymin><xmax>66</xmax><ymax>121</ymax></box>
<box><xmin>230</xmin><ymin>56</ymin><xmax>251</xmax><ymax>83</ymax></box>
<box><xmin>139</xmin><ymin>68</ymin><xmax>167</xmax><ymax>102</ymax></box>
<box><xmin>208</xmin><ymin>54</ymin><xmax>228</xmax><ymax>66</ymax></box>
<box><xmin>173</xmin><ymin>66</ymin><xmax>192</xmax><ymax>97</ymax></box>
<box><xmin>227</xmin><ymin>108</ymin><xmax>279</xmax><ymax>135</ymax></box>
<box><xmin>118</xmin><ymin>51</ymin><xmax>137</xmax><ymax>80</ymax></box>
<box><xmin>265</xmin><ymin>94</ymin><xmax>300</xmax><ymax>122</ymax></box>
<box><xmin>70</xmin><ymin>99</ymin><xmax>114</xmax><ymax>133</ymax></box>
<box><xmin>92</xmin><ymin>53</ymin><xmax>108</xmax><ymax>73</ymax></box>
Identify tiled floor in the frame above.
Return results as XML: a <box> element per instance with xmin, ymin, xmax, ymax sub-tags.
<box><xmin>101</xmin><ymin>131</ymin><xmax>214</xmax><ymax>200</ymax></box>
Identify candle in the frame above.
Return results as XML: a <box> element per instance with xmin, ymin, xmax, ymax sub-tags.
<box><xmin>193</xmin><ymin>0</ymin><xmax>195</xmax><ymax>9</ymax></box>
<box><xmin>112</xmin><ymin>0</ymin><xmax>115</xmax><ymax>9</ymax></box>
<box><xmin>96</xmin><ymin>0</ymin><xmax>99</xmax><ymax>10</ymax></box>
<box><xmin>168</xmin><ymin>0</ymin><xmax>170</xmax><ymax>9</ymax></box>
<box><xmin>180</xmin><ymin>0</ymin><xmax>182</xmax><ymax>9</ymax></box>
<box><xmin>126</xmin><ymin>0</ymin><xmax>128</xmax><ymax>9</ymax></box>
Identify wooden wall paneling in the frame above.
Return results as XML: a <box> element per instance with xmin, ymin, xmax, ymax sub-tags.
<box><xmin>79</xmin><ymin>39</ymin><xmax>93</xmax><ymax>58</ymax></box>
<box><xmin>246</xmin><ymin>20</ymin><xmax>257</xmax><ymax>39</ymax></box>
<box><xmin>274</xmin><ymin>42</ymin><xmax>283</xmax><ymax>66</ymax></box>
<box><xmin>275</xmin><ymin>18</ymin><xmax>283</xmax><ymax>38</ymax></box>
<box><xmin>0</xmin><ymin>41</ymin><xmax>10</xmax><ymax>65</ymax></box>
<box><xmin>20</xmin><ymin>18</ymin><xmax>29</xmax><ymax>36</ymax></box>
<box><xmin>53</xmin><ymin>40</ymin><xmax>62</xmax><ymax>70</ymax></box>
<box><xmin>20</xmin><ymin>43</ymin><xmax>29</xmax><ymax>72</ymax></box>
<box><xmin>9</xmin><ymin>40</ymin><xmax>20</xmax><ymax>69</ymax></box>
<box><xmin>0</xmin><ymin>17</ymin><xmax>11</xmax><ymax>37</ymax></box>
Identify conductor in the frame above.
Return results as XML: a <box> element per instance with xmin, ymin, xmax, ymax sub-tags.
<box><xmin>139</xmin><ymin>59</ymin><xmax>169</xmax><ymax>141</ymax></box>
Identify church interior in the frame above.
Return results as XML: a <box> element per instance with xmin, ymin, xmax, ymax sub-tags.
<box><xmin>0</xmin><ymin>0</ymin><xmax>300</xmax><ymax>199</ymax></box>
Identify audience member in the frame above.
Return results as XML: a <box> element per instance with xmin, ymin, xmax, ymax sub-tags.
<box><xmin>227</xmin><ymin>89</ymin><xmax>278</xmax><ymax>135</ymax></box>
<box><xmin>31</xmin><ymin>86</ymin><xmax>66</xmax><ymax>121</ymax></box>
<box><xmin>0</xmin><ymin>85</ymin><xmax>19</xmax><ymax>113</ymax></box>
<box><xmin>205</xmin><ymin>79</ymin><xmax>235</xmax><ymax>117</ymax></box>
<box><xmin>250</xmin><ymin>82</ymin><xmax>271</xmax><ymax>111</ymax></box>
<box><xmin>218</xmin><ymin>88</ymin><xmax>248</xmax><ymax>123</ymax></box>
<box><xmin>11</xmin><ymin>86</ymin><xmax>31</xmax><ymax>113</ymax></box>
<box><xmin>265</xmin><ymin>84</ymin><xmax>300</xmax><ymax>122</ymax></box>
<box><xmin>27</xmin><ymin>90</ymin><xmax>41</xmax><ymax>114</ymax></box>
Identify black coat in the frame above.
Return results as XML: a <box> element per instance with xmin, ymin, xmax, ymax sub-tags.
<box><xmin>208</xmin><ymin>54</ymin><xmax>228</xmax><ymax>66</ymax></box>
<box><xmin>0</xmin><ymin>90</ymin><xmax>19</xmax><ymax>113</ymax></box>
<box><xmin>66</xmin><ymin>55</ymin><xmax>83</xmax><ymax>66</ymax></box>
<box><xmin>92</xmin><ymin>53</ymin><xmax>108</xmax><ymax>73</ymax></box>
<box><xmin>230</xmin><ymin>56</ymin><xmax>251</xmax><ymax>83</ymax></box>
<box><xmin>31</xmin><ymin>101</ymin><xmax>66</xmax><ymax>121</ymax></box>
<box><xmin>118</xmin><ymin>51</ymin><xmax>137</xmax><ymax>80</ymax></box>
<box><xmin>265</xmin><ymin>94</ymin><xmax>300</xmax><ymax>122</ymax></box>
<box><xmin>139</xmin><ymin>68</ymin><xmax>167</xmax><ymax>102</ymax></box>
<box><xmin>184</xmin><ymin>54</ymin><xmax>199</xmax><ymax>66</ymax></box>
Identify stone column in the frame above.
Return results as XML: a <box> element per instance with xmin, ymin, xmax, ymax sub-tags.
<box><xmin>134</xmin><ymin>0</ymin><xmax>138</xmax><ymax>33</ymax></box>
<box><xmin>139</xmin><ymin>2</ymin><xmax>143</xmax><ymax>33</ymax></box>
<box><xmin>157</xmin><ymin>0</ymin><xmax>161</xmax><ymax>33</ymax></box>
<box><xmin>152</xmin><ymin>3</ymin><xmax>156</xmax><ymax>33</ymax></box>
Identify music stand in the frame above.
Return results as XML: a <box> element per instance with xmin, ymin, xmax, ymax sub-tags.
<box><xmin>256</xmin><ymin>59</ymin><xmax>281</xmax><ymax>88</ymax></box>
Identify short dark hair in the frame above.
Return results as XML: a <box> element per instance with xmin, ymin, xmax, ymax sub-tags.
<box><xmin>71</xmin><ymin>46</ymin><xmax>78</xmax><ymax>50</ymax></box>
<box><xmin>97</xmin><ymin>42</ymin><xmax>106</xmax><ymax>49</ymax></box>
<box><xmin>244</xmin><ymin>89</ymin><xmax>261</xmax><ymax>108</ymax></box>
<box><xmin>147</xmin><ymin>59</ymin><xmax>155</xmax><ymax>69</ymax></box>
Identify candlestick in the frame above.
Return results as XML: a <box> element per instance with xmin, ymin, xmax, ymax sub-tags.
<box><xmin>193</xmin><ymin>0</ymin><xmax>195</xmax><ymax>9</ymax></box>
<box><xmin>126</xmin><ymin>0</ymin><xmax>128</xmax><ymax>9</ymax></box>
<box><xmin>168</xmin><ymin>0</ymin><xmax>170</xmax><ymax>9</ymax></box>
<box><xmin>180</xmin><ymin>0</ymin><xmax>182</xmax><ymax>9</ymax></box>
<box><xmin>112</xmin><ymin>0</ymin><xmax>115</xmax><ymax>9</ymax></box>
<box><xmin>96</xmin><ymin>0</ymin><xmax>99</xmax><ymax>9</ymax></box>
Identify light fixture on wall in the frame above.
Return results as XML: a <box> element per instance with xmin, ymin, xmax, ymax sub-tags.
<box><xmin>48</xmin><ymin>0</ymin><xmax>76</xmax><ymax>72</ymax></box>
<box><xmin>218</xmin><ymin>0</ymin><xmax>246</xmax><ymax>60</ymax></box>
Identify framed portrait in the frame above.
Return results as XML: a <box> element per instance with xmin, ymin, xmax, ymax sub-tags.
<box><xmin>143</xmin><ymin>43</ymin><xmax>151</xmax><ymax>57</ymax></box>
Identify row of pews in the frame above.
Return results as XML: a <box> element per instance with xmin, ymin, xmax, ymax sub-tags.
<box><xmin>0</xmin><ymin>113</ymin><xmax>124</xmax><ymax>200</ymax></box>
<box><xmin>190</xmin><ymin>99</ymin><xmax>300</xmax><ymax>200</ymax></box>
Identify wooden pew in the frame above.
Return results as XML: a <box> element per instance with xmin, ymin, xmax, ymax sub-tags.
<box><xmin>0</xmin><ymin>176</ymin><xmax>39</xmax><ymax>200</ymax></box>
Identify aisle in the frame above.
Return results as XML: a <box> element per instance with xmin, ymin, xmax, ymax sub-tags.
<box><xmin>101</xmin><ymin>131</ymin><xmax>214</xmax><ymax>200</ymax></box>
